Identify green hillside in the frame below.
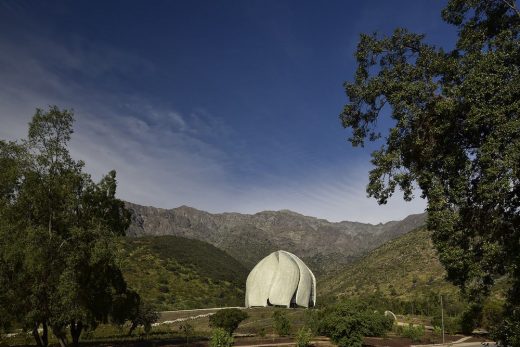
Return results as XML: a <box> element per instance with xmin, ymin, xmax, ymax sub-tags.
<box><xmin>319</xmin><ymin>228</ymin><xmax>460</xmax><ymax>303</ymax></box>
<box><xmin>119</xmin><ymin>235</ymin><xmax>248</xmax><ymax>310</ymax></box>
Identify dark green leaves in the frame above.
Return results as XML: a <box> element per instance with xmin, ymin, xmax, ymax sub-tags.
<box><xmin>0</xmin><ymin>106</ymin><xmax>138</xmax><ymax>346</ymax></box>
<box><xmin>340</xmin><ymin>1</ymin><xmax>520</xmax><ymax>344</ymax></box>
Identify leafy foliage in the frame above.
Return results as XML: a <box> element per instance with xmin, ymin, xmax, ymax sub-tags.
<box><xmin>340</xmin><ymin>1</ymin><xmax>520</xmax><ymax>344</ymax></box>
<box><xmin>127</xmin><ymin>301</ymin><xmax>159</xmax><ymax>336</ymax></box>
<box><xmin>295</xmin><ymin>327</ymin><xmax>313</xmax><ymax>347</ymax></box>
<box><xmin>209</xmin><ymin>309</ymin><xmax>248</xmax><ymax>334</ymax></box>
<box><xmin>397</xmin><ymin>324</ymin><xmax>425</xmax><ymax>342</ymax></box>
<box><xmin>0</xmin><ymin>106</ymin><xmax>137</xmax><ymax>347</ymax></box>
<box><xmin>481</xmin><ymin>298</ymin><xmax>504</xmax><ymax>331</ymax></box>
<box><xmin>272</xmin><ymin>311</ymin><xmax>291</xmax><ymax>337</ymax></box>
<box><xmin>317</xmin><ymin>301</ymin><xmax>393</xmax><ymax>347</ymax></box>
<box><xmin>209</xmin><ymin>328</ymin><xmax>234</xmax><ymax>347</ymax></box>
<box><xmin>432</xmin><ymin>314</ymin><xmax>460</xmax><ymax>335</ymax></box>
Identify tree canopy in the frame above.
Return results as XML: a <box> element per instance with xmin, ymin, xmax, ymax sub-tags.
<box><xmin>340</xmin><ymin>0</ymin><xmax>519</xmax><ymax>344</ymax></box>
<box><xmin>0</xmin><ymin>106</ymin><xmax>138</xmax><ymax>347</ymax></box>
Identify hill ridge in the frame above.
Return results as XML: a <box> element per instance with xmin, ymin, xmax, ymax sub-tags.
<box><xmin>319</xmin><ymin>228</ymin><xmax>458</xmax><ymax>302</ymax></box>
<box><xmin>125</xmin><ymin>201</ymin><xmax>426</xmax><ymax>273</ymax></box>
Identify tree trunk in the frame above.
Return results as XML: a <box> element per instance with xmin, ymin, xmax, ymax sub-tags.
<box><xmin>70</xmin><ymin>321</ymin><xmax>83</xmax><ymax>347</ymax></box>
<box><xmin>42</xmin><ymin>321</ymin><xmax>48</xmax><ymax>347</ymax></box>
<box><xmin>128</xmin><ymin>321</ymin><xmax>138</xmax><ymax>336</ymax></box>
<box><xmin>32</xmin><ymin>323</ymin><xmax>43</xmax><ymax>347</ymax></box>
<box><xmin>52</xmin><ymin>325</ymin><xmax>68</xmax><ymax>347</ymax></box>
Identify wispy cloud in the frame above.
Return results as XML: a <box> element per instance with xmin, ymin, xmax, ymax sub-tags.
<box><xmin>0</xmin><ymin>32</ymin><xmax>426</xmax><ymax>224</ymax></box>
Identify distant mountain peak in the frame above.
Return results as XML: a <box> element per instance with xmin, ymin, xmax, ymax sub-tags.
<box><xmin>125</xmin><ymin>201</ymin><xmax>426</xmax><ymax>273</ymax></box>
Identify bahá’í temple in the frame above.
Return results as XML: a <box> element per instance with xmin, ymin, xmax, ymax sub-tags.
<box><xmin>245</xmin><ymin>250</ymin><xmax>316</xmax><ymax>308</ymax></box>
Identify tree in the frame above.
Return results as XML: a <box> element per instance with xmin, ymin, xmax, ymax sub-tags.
<box><xmin>126</xmin><ymin>301</ymin><xmax>159</xmax><ymax>336</ymax></box>
<box><xmin>0</xmin><ymin>106</ymin><xmax>138</xmax><ymax>347</ymax></box>
<box><xmin>209</xmin><ymin>309</ymin><xmax>248</xmax><ymax>335</ymax></box>
<box><xmin>340</xmin><ymin>1</ymin><xmax>519</xmax><ymax>344</ymax></box>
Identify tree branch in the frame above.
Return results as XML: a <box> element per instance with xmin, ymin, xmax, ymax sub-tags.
<box><xmin>502</xmin><ymin>0</ymin><xmax>520</xmax><ymax>18</ymax></box>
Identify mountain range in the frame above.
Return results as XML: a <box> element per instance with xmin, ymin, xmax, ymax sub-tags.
<box><xmin>125</xmin><ymin>202</ymin><xmax>426</xmax><ymax>274</ymax></box>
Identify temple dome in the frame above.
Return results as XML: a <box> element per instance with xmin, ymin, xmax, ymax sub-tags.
<box><xmin>245</xmin><ymin>250</ymin><xmax>316</xmax><ymax>308</ymax></box>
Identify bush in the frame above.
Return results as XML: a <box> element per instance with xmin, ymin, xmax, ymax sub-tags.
<box><xmin>210</xmin><ymin>328</ymin><xmax>234</xmax><ymax>347</ymax></box>
<box><xmin>317</xmin><ymin>301</ymin><xmax>393</xmax><ymax>347</ymax></box>
<box><xmin>430</xmin><ymin>326</ymin><xmax>442</xmax><ymax>343</ymax></box>
<box><xmin>400</xmin><ymin>324</ymin><xmax>425</xmax><ymax>342</ymax></box>
<box><xmin>360</xmin><ymin>311</ymin><xmax>394</xmax><ymax>336</ymax></box>
<box><xmin>432</xmin><ymin>315</ymin><xmax>461</xmax><ymax>335</ymax></box>
<box><xmin>273</xmin><ymin>310</ymin><xmax>291</xmax><ymax>336</ymax></box>
<box><xmin>209</xmin><ymin>309</ymin><xmax>249</xmax><ymax>334</ymax></box>
<box><xmin>304</xmin><ymin>309</ymin><xmax>324</xmax><ymax>336</ymax></box>
<box><xmin>296</xmin><ymin>327</ymin><xmax>313</xmax><ymax>347</ymax></box>
<box><xmin>336</xmin><ymin>334</ymin><xmax>364</xmax><ymax>347</ymax></box>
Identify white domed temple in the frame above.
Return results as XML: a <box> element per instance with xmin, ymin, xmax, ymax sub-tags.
<box><xmin>245</xmin><ymin>250</ymin><xmax>316</xmax><ymax>308</ymax></box>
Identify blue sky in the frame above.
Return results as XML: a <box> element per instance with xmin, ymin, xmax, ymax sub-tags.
<box><xmin>0</xmin><ymin>1</ymin><xmax>458</xmax><ymax>222</ymax></box>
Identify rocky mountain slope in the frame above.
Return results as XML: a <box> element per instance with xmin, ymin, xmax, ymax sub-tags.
<box><xmin>125</xmin><ymin>202</ymin><xmax>426</xmax><ymax>274</ymax></box>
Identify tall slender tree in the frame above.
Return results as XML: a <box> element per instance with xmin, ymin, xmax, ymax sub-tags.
<box><xmin>340</xmin><ymin>0</ymin><xmax>519</xmax><ymax>344</ymax></box>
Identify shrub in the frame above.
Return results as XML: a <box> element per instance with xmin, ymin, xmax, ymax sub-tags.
<box><xmin>209</xmin><ymin>309</ymin><xmax>249</xmax><ymax>334</ymax></box>
<box><xmin>400</xmin><ymin>324</ymin><xmax>425</xmax><ymax>342</ymax></box>
<box><xmin>430</xmin><ymin>326</ymin><xmax>442</xmax><ymax>343</ymax></box>
<box><xmin>210</xmin><ymin>328</ymin><xmax>234</xmax><ymax>347</ymax></box>
<box><xmin>296</xmin><ymin>327</ymin><xmax>313</xmax><ymax>347</ymax></box>
<box><xmin>316</xmin><ymin>300</ymin><xmax>394</xmax><ymax>347</ymax></box>
<box><xmin>304</xmin><ymin>309</ymin><xmax>324</xmax><ymax>336</ymax></box>
<box><xmin>432</xmin><ymin>315</ymin><xmax>461</xmax><ymax>335</ymax></box>
<box><xmin>360</xmin><ymin>311</ymin><xmax>394</xmax><ymax>336</ymax></box>
<box><xmin>273</xmin><ymin>310</ymin><xmax>291</xmax><ymax>336</ymax></box>
<box><xmin>319</xmin><ymin>301</ymin><xmax>393</xmax><ymax>341</ymax></box>
<box><xmin>336</xmin><ymin>334</ymin><xmax>364</xmax><ymax>347</ymax></box>
<box><xmin>319</xmin><ymin>308</ymin><xmax>364</xmax><ymax>346</ymax></box>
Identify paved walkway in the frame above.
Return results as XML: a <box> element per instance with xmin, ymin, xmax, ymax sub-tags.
<box><xmin>235</xmin><ymin>340</ymin><xmax>330</xmax><ymax>347</ymax></box>
<box><xmin>452</xmin><ymin>336</ymin><xmax>473</xmax><ymax>343</ymax></box>
<box><xmin>160</xmin><ymin>307</ymin><xmax>243</xmax><ymax>313</ymax></box>
<box><xmin>411</xmin><ymin>341</ymin><xmax>496</xmax><ymax>347</ymax></box>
